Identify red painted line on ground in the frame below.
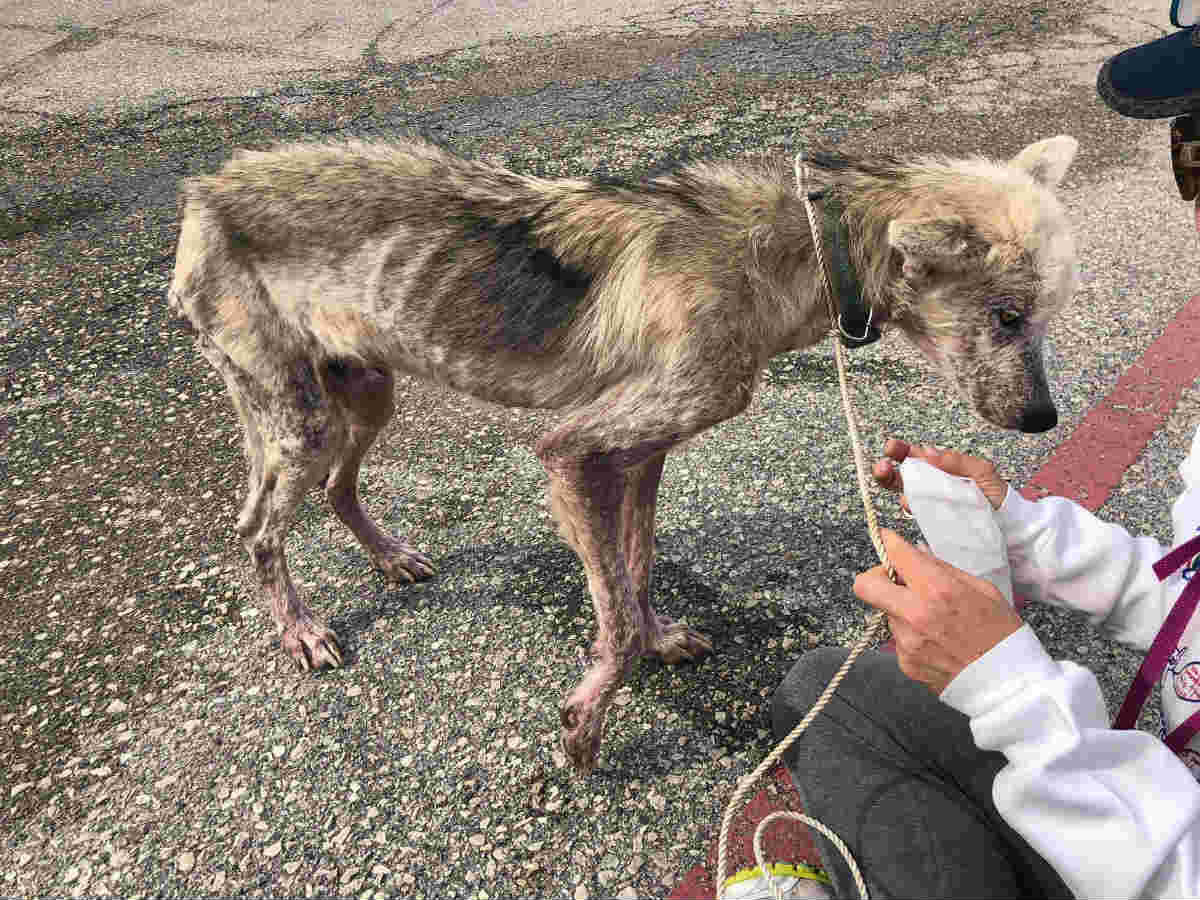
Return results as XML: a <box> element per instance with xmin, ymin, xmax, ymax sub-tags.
<box><xmin>1022</xmin><ymin>292</ymin><xmax>1200</xmax><ymax>511</ymax></box>
<box><xmin>677</xmin><ymin>294</ymin><xmax>1200</xmax><ymax>898</ymax></box>
<box><xmin>671</xmin><ymin>766</ymin><xmax>816</xmax><ymax>900</ymax></box>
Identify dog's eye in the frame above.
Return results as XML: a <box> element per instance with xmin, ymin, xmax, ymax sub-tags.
<box><xmin>995</xmin><ymin>308</ymin><xmax>1024</xmax><ymax>329</ymax></box>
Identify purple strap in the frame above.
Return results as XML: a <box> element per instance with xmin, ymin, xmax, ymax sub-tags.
<box><xmin>1153</xmin><ymin>533</ymin><xmax>1200</xmax><ymax>582</ymax></box>
<box><xmin>1113</xmin><ymin>532</ymin><xmax>1200</xmax><ymax>732</ymax></box>
<box><xmin>1167</xmin><ymin>708</ymin><xmax>1200</xmax><ymax>754</ymax></box>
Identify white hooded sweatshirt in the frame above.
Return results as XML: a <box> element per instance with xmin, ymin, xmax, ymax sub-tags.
<box><xmin>934</xmin><ymin>425</ymin><xmax>1200</xmax><ymax>899</ymax></box>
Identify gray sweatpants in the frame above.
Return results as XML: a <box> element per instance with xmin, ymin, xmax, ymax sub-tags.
<box><xmin>770</xmin><ymin>648</ymin><xmax>1075</xmax><ymax>899</ymax></box>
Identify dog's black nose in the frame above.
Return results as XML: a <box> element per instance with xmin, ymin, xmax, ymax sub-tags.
<box><xmin>1018</xmin><ymin>405</ymin><xmax>1058</xmax><ymax>433</ymax></box>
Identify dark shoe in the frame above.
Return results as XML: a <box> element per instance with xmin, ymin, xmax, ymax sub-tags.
<box><xmin>1098</xmin><ymin>26</ymin><xmax>1200</xmax><ymax>119</ymax></box>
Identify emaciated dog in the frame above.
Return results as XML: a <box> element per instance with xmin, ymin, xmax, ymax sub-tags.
<box><xmin>168</xmin><ymin>134</ymin><xmax>1079</xmax><ymax>773</ymax></box>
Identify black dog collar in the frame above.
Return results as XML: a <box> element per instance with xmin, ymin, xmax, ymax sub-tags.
<box><xmin>811</xmin><ymin>191</ymin><xmax>881</xmax><ymax>349</ymax></box>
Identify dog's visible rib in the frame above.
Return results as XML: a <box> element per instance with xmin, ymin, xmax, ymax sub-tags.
<box><xmin>169</xmin><ymin>134</ymin><xmax>1080</xmax><ymax>772</ymax></box>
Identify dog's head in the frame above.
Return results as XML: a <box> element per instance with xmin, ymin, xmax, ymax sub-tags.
<box><xmin>881</xmin><ymin>136</ymin><xmax>1080</xmax><ymax>433</ymax></box>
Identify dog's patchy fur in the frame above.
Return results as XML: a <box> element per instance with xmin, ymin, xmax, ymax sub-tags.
<box><xmin>169</xmin><ymin>134</ymin><xmax>1079</xmax><ymax>773</ymax></box>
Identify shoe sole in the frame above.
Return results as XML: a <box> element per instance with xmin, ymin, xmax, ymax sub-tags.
<box><xmin>1097</xmin><ymin>58</ymin><xmax>1200</xmax><ymax>119</ymax></box>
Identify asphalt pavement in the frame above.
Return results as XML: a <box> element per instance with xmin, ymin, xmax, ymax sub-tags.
<box><xmin>2</xmin><ymin>0</ymin><xmax>1199</xmax><ymax>897</ymax></box>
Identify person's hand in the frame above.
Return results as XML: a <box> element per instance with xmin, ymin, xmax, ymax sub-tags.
<box><xmin>855</xmin><ymin>529</ymin><xmax>1023</xmax><ymax>694</ymax></box>
<box><xmin>872</xmin><ymin>438</ymin><xmax>1010</xmax><ymax>512</ymax></box>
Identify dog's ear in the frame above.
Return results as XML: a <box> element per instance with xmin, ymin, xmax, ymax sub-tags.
<box><xmin>888</xmin><ymin>219</ymin><xmax>973</xmax><ymax>280</ymax></box>
<box><xmin>1010</xmin><ymin>135</ymin><xmax>1078</xmax><ymax>189</ymax></box>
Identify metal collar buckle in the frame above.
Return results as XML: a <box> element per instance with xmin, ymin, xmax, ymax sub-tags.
<box><xmin>838</xmin><ymin>307</ymin><xmax>875</xmax><ymax>345</ymax></box>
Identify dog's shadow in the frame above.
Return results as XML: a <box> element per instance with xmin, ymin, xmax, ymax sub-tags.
<box><xmin>318</xmin><ymin>505</ymin><xmax>877</xmax><ymax>771</ymax></box>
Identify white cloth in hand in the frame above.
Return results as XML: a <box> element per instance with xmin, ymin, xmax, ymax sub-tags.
<box><xmin>899</xmin><ymin>457</ymin><xmax>1014</xmax><ymax>606</ymax></box>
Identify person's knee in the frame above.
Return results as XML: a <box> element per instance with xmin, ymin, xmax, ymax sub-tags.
<box><xmin>771</xmin><ymin>647</ymin><xmax>851</xmax><ymax>740</ymax></box>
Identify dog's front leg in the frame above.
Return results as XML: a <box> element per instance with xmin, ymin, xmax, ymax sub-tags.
<box><xmin>537</xmin><ymin>366</ymin><xmax>755</xmax><ymax>772</ymax></box>
<box><xmin>243</xmin><ymin>453</ymin><xmax>345</xmax><ymax>672</ymax></box>
<box><xmin>622</xmin><ymin>453</ymin><xmax>712</xmax><ymax>663</ymax></box>
<box><xmin>542</xmin><ymin>456</ymin><xmax>642</xmax><ymax>774</ymax></box>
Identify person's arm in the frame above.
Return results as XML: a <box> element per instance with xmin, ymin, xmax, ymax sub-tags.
<box><xmin>997</xmin><ymin>489</ymin><xmax>1174</xmax><ymax>650</ymax></box>
<box><xmin>875</xmin><ymin>437</ymin><xmax>1200</xmax><ymax>651</ymax></box>
<box><xmin>942</xmin><ymin>625</ymin><xmax>1200</xmax><ymax>899</ymax></box>
<box><xmin>857</xmin><ymin>530</ymin><xmax>1200</xmax><ymax>899</ymax></box>
<box><xmin>998</xmin><ymin>422</ymin><xmax>1200</xmax><ymax>650</ymax></box>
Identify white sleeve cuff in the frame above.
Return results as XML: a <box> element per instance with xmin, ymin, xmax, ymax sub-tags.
<box><xmin>939</xmin><ymin>623</ymin><xmax>1058</xmax><ymax>718</ymax></box>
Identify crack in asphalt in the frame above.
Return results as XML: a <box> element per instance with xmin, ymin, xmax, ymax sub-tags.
<box><xmin>0</xmin><ymin>17</ymin><xmax>331</xmax><ymax>91</ymax></box>
<box><xmin>1</xmin><ymin>9</ymin><xmax>1066</xmax><ymax>148</ymax></box>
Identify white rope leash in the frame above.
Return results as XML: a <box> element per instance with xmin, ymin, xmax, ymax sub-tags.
<box><xmin>712</xmin><ymin>154</ymin><xmax>896</xmax><ymax>900</ymax></box>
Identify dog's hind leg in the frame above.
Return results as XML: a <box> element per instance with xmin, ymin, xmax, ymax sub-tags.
<box><xmin>322</xmin><ymin>361</ymin><xmax>435</xmax><ymax>583</ymax></box>
<box><xmin>196</xmin><ymin>339</ymin><xmax>344</xmax><ymax>669</ymax></box>
<box><xmin>241</xmin><ymin>358</ymin><xmax>345</xmax><ymax>671</ymax></box>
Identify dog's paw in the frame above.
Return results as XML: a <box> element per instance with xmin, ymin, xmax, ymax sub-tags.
<box><xmin>281</xmin><ymin>620</ymin><xmax>343</xmax><ymax>672</ymax></box>
<box><xmin>649</xmin><ymin>616</ymin><xmax>713</xmax><ymax>664</ymax></box>
<box><xmin>559</xmin><ymin>700</ymin><xmax>602</xmax><ymax>775</ymax></box>
<box><xmin>372</xmin><ymin>539</ymin><xmax>437</xmax><ymax>584</ymax></box>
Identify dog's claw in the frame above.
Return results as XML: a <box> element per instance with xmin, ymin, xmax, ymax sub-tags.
<box><xmin>559</xmin><ymin>700</ymin><xmax>602</xmax><ymax>775</ymax></box>
<box><xmin>373</xmin><ymin>540</ymin><xmax>437</xmax><ymax>584</ymax></box>
<box><xmin>281</xmin><ymin>621</ymin><xmax>343</xmax><ymax>672</ymax></box>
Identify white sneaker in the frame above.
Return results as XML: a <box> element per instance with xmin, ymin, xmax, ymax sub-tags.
<box><xmin>721</xmin><ymin>863</ymin><xmax>833</xmax><ymax>899</ymax></box>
